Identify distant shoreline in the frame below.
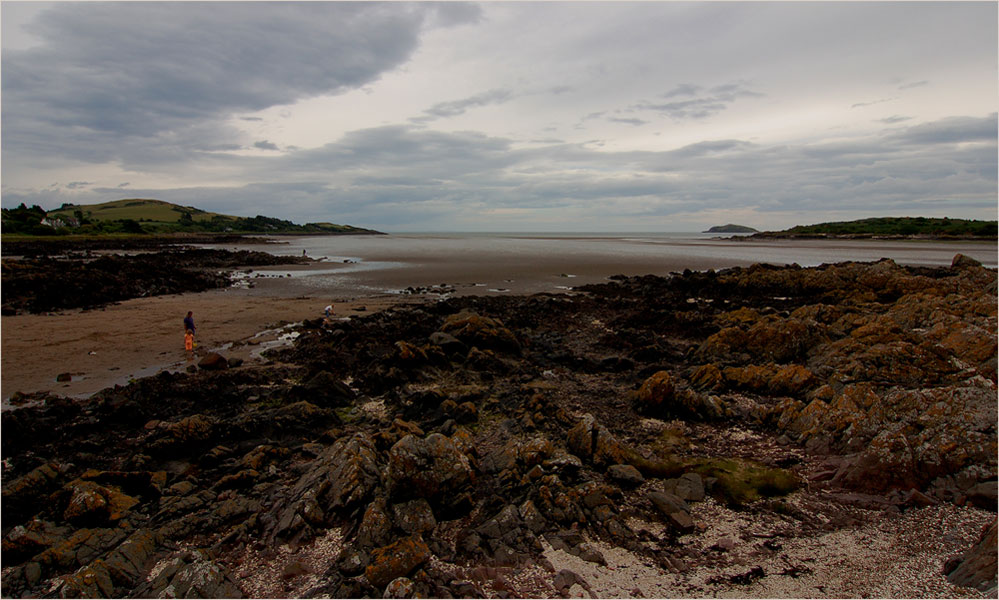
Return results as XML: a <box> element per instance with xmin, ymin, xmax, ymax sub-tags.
<box><xmin>739</xmin><ymin>231</ymin><xmax>998</xmax><ymax>242</ymax></box>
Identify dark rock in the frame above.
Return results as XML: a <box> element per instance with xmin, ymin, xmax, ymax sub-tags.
<box><xmin>383</xmin><ymin>576</ymin><xmax>416</xmax><ymax>598</ymax></box>
<box><xmin>198</xmin><ymin>353</ymin><xmax>229</xmax><ymax>371</ymax></box>
<box><xmin>2</xmin><ymin>463</ymin><xmax>65</xmax><ymax>523</ymax></box>
<box><xmin>566</xmin><ymin>414</ymin><xmax>628</xmax><ymax>466</ymax></box>
<box><xmin>663</xmin><ymin>473</ymin><xmax>705</xmax><ymax>502</ymax></box>
<box><xmin>574</xmin><ymin>543</ymin><xmax>607</xmax><ymax>566</ymax></box>
<box><xmin>365</xmin><ymin>535</ymin><xmax>431</xmax><ymax>589</ymax></box>
<box><xmin>967</xmin><ymin>481</ymin><xmax>998</xmax><ymax>512</ymax></box>
<box><xmin>59</xmin><ymin>480</ymin><xmax>139</xmax><ymax>525</ymax></box>
<box><xmin>477</xmin><ymin>505</ymin><xmax>523</xmax><ymax>540</ymax></box>
<box><xmin>355</xmin><ymin>498</ymin><xmax>393</xmax><ymax>549</ymax></box>
<box><xmin>599</xmin><ymin>356</ymin><xmax>635</xmax><ymax>372</ymax></box>
<box><xmin>429</xmin><ymin>331</ymin><xmax>467</xmax><ymax>356</ymax></box>
<box><xmin>269</xmin><ymin>432</ymin><xmax>380</xmax><ymax>543</ymax></box>
<box><xmin>455</xmin><ymin>401</ymin><xmax>478</xmax><ymax>424</ymax></box>
<box><xmin>441</xmin><ymin>311</ymin><xmax>520</xmax><ymax>353</ymax></box>
<box><xmin>648</xmin><ymin>491</ymin><xmax>695</xmax><ymax>533</ymax></box>
<box><xmin>713</xmin><ymin>566</ymin><xmax>766</xmax><ymax>585</ymax></box>
<box><xmin>281</xmin><ymin>560</ymin><xmax>311</xmax><ymax>581</ymax></box>
<box><xmin>300</xmin><ymin>371</ymin><xmax>357</xmax><ymax>407</ymax></box>
<box><xmin>387</xmin><ymin>433</ymin><xmax>474</xmax><ymax>507</ymax></box>
<box><xmin>337</xmin><ymin>548</ymin><xmax>370</xmax><ymax>577</ymax></box>
<box><xmin>607</xmin><ymin>464</ymin><xmax>645</xmax><ymax>486</ymax></box>
<box><xmin>952</xmin><ymin>253</ymin><xmax>983</xmax><ymax>269</ymax></box>
<box><xmin>945</xmin><ymin>519</ymin><xmax>997</xmax><ymax>593</ymax></box>
<box><xmin>519</xmin><ymin>500</ymin><xmax>548</xmax><ymax>534</ymax></box>
<box><xmin>553</xmin><ymin>569</ymin><xmax>585</xmax><ymax>594</ymax></box>
<box><xmin>133</xmin><ymin>550</ymin><xmax>242</xmax><ymax>598</ymax></box>
<box><xmin>392</xmin><ymin>498</ymin><xmax>437</xmax><ymax>535</ymax></box>
<box><xmin>103</xmin><ymin>529</ymin><xmax>163</xmax><ymax>587</ymax></box>
<box><xmin>897</xmin><ymin>488</ymin><xmax>938</xmax><ymax>508</ymax></box>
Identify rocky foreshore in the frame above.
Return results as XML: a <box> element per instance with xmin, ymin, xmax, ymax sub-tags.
<box><xmin>1</xmin><ymin>247</ymin><xmax>310</xmax><ymax>315</ymax></box>
<box><xmin>2</xmin><ymin>256</ymin><xmax>996</xmax><ymax>598</ymax></box>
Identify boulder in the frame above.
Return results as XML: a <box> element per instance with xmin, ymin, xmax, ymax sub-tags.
<box><xmin>355</xmin><ymin>498</ymin><xmax>393</xmax><ymax>550</ymax></box>
<box><xmin>648</xmin><ymin>491</ymin><xmax>695</xmax><ymax>533</ymax></box>
<box><xmin>198</xmin><ymin>352</ymin><xmax>228</xmax><ymax>371</ymax></box>
<box><xmin>103</xmin><ymin>529</ymin><xmax>163</xmax><ymax>587</ymax></box>
<box><xmin>952</xmin><ymin>253</ymin><xmax>984</xmax><ymax>269</ymax></box>
<box><xmin>663</xmin><ymin>473</ymin><xmax>705</xmax><ymax>502</ymax></box>
<box><xmin>1</xmin><ymin>519</ymin><xmax>72</xmax><ymax>564</ymax></box>
<box><xmin>441</xmin><ymin>311</ymin><xmax>520</xmax><ymax>353</ymax></box>
<box><xmin>607</xmin><ymin>464</ymin><xmax>645</xmax><ymax>487</ymax></box>
<box><xmin>61</xmin><ymin>480</ymin><xmax>139</xmax><ymax>525</ymax></box>
<box><xmin>2</xmin><ymin>463</ymin><xmax>65</xmax><ymax>522</ymax></box>
<box><xmin>945</xmin><ymin>519</ymin><xmax>997</xmax><ymax>593</ymax></box>
<box><xmin>690</xmin><ymin>364</ymin><xmax>723</xmax><ymax>391</ymax></box>
<box><xmin>383</xmin><ymin>577</ymin><xmax>416</xmax><ymax>599</ymax></box>
<box><xmin>632</xmin><ymin>372</ymin><xmax>727</xmax><ymax>420</ymax></box>
<box><xmin>365</xmin><ymin>536</ymin><xmax>431</xmax><ymax>589</ymax></box>
<box><xmin>831</xmin><ymin>429</ymin><xmax>919</xmax><ymax>492</ymax></box>
<box><xmin>300</xmin><ymin>371</ymin><xmax>356</xmax><ymax>407</ymax></box>
<box><xmin>167</xmin><ymin>414</ymin><xmax>216</xmax><ymax>444</ymax></box>
<box><xmin>566</xmin><ymin>414</ymin><xmax>629</xmax><ymax>466</ymax></box>
<box><xmin>392</xmin><ymin>498</ymin><xmax>437</xmax><ymax>535</ymax></box>
<box><xmin>387</xmin><ymin>433</ymin><xmax>474</xmax><ymax>507</ymax></box>
<box><xmin>968</xmin><ymin>481</ymin><xmax>998</xmax><ymax>511</ymax></box>
<box><xmin>631</xmin><ymin>371</ymin><xmax>676</xmax><ymax>414</ymax></box>
<box><xmin>428</xmin><ymin>331</ymin><xmax>467</xmax><ymax>356</ymax></box>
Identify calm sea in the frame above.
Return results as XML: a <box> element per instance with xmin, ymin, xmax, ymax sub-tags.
<box><xmin>221</xmin><ymin>232</ymin><xmax>998</xmax><ymax>297</ymax></box>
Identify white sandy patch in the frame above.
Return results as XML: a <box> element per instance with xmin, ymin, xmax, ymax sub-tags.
<box><xmin>541</xmin><ymin>501</ymin><xmax>992</xmax><ymax>598</ymax></box>
<box><xmin>229</xmin><ymin>527</ymin><xmax>345</xmax><ymax>598</ymax></box>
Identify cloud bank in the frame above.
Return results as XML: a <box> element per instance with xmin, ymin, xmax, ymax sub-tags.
<box><xmin>2</xmin><ymin>2</ymin><xmax>996</xmax><ymax>231</ymax></box>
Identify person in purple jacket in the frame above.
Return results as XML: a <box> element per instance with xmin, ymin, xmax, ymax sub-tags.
<box><xmin>184</xmin><ymin>311</ymin><xmax>196</xmax><ymax>335</ymax></box>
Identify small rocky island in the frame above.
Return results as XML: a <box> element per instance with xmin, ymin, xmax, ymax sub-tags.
<box><xmin>2</xmin><ymin>255</ymin><xmax>996</xmax><ymax>598</ymax></box>
<box><xmin>703</xmin><ymin>224</ymin><xmax>759</xmax><ymax>234</ymax></box>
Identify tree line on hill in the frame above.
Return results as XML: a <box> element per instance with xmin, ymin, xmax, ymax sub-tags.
<box><xmin>1</xmin><ymin>203</ymin><xmax>374</xmax><ymax>236</ymax></box>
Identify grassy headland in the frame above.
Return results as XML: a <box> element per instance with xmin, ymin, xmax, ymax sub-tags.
<box><xmin>750</xmin><ymin>216</ymin><xmax>996</xmax><ymax>240</ymax></box>
<box><xmin>2</xmin><ymin>198</ymin><xmax>381</xmax><ymax>237</ymax></box>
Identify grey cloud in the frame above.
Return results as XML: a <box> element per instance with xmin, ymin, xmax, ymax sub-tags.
<box><xmin>608</xmin><ymin>117</ymin><xmax>648</xmax><ymax>126</ymax></box>
<box><xmin>635</xmin><ymin>82</ymin><xmax>764</xmax><ymax>120</ymax></box>
<box><xmin>886</xmin><ymin>114</ymin><xmax>997</xmax><ymax>145</ymax></box>
<box><xmin>851</xmin><ymin>97</ymin><xmax>895</xmax><ymax>109</ymax></box>
<box><xmin>66</xmin><ymin>181</ymin><xmax>92</xmax><ymax>190</ymax></box>
<box><xmin>2</xmin><ymin>2</ymin><xmax>473</xmax><ymax>164</ymax></box>
<box><xmin>6</xmin><ymin>114</ymin><xmax>994</xmax><ymax>230</ymax></box>
<box><xmin>879</xmin><ymin>115</ymin><xmax>913</xmax><ymax>124</ymax></box>
<box><xmin>412</xmin><ymin>89</ymin><xmax>514</xmax><ymax>123</ymax></box>
<box><xmin>662</xmin><ymin>84</ymin><xmax>701</xmax><ymax>98</ymax></box>
<box><xmin>898</xmin><ymin>80</ymin><xmax>929</xmax><ymax>90</ymax></box>
<box><xmin>254</xmin><ymin>140</ymin><xmax>280</xmax><ymax>151</ymax></box>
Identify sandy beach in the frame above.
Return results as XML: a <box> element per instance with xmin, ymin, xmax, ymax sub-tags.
<box><xmin>0</xmin><ymin>286</ymin><xmax>421</xmax><ymax>401</ymax></box>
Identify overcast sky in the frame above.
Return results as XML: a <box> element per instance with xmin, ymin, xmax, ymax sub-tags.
<box><xmin>2</xmin><ymin>1</ymin><xmax>996</xmax><ymax>232</ymax></box>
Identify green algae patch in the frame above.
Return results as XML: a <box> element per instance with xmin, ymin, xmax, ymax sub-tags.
<box><xmin>689</xmin><ymin>457</ymin><xmax>800</xmax><ymax>507</ymax></box>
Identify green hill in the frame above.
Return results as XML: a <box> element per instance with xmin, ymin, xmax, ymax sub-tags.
<box><xmin>3</xmin><ymin>199</ymin><xmax>380</xmax><ymax>236</ymax></box>
<box><xmin>777</xmin><ymin>217</ymin><xmax>996</xmax><ymax>238</ymax></box>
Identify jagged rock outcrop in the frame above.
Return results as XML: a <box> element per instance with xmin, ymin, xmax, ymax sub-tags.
<box><xmin>2</xmin><ymin>256</ymin><xmax>994</xmax><ymax>598</ymax></box>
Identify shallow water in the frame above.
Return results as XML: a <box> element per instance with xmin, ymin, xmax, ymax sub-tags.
<box><xmin>214</xmin><ymin>232</ymin><xmax>998</xmax><ymax>298</ymax></box>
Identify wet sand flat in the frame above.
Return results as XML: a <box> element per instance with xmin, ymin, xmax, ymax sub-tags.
<box><xmin>1</xmin><ymin>288</ymin><xmax>419</xmax><ymax>400</ymax></box>
<box><xmin>3</xmin><ymin>235</ymin><xmax>995</xmax><ymax>400</ymax></box>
